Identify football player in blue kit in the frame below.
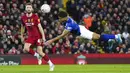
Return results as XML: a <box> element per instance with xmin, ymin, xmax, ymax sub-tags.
<box><xmin>45</xmin><ymin>11</ymin><xmax>122</xmax><ymax>45</ymax></box>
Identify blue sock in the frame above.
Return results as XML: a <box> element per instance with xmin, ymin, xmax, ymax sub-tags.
<box><xmin>100</xmin><ymin>34</ymin><xmax>115</xmax><ymax>41</ymax></box>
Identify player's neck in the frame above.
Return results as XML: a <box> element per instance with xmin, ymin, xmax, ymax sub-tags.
<box><xmin>26</xmin><ymin>13</ymin><xmax>33</xmax><ymax>17</ymax></box>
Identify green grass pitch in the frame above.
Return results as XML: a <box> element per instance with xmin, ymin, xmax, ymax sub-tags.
<box><xmin>0</xmin><ymin>64</ymin><xmax>130</xmax><ymax>73</ymax></box>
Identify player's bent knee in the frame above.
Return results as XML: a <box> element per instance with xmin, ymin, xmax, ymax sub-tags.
<box><xmin>37</xmin><ymin>49</ymin><xmax>43</xmax><ymax>54</ymax></box>
<box><xmin>23</xmin><ymin>48</ymin><xmax>30</xmax><ymax>52</ymax></box>
<box><xmin>38</xmin><ymin>51</ymin><xmax>45</xmax><ymax>57</ymax></box>
<box><xmin>37</xmin><ymin>50</ymin><xmax>45</xmax><ymax>56</ymax></box>
<box><xmin>37</xmin><ymin>46</ymin><xmax>45</xmax><ymax>56</ymax></box>
<box><xmin>23</xmin><ymin>43</ymin><xmax>31</xmax><ymax>52</ymax></box>
<box><xmin>92</xmin><ymin>33</ymin><xmax>100</xmax><ymax>40</ymax></box>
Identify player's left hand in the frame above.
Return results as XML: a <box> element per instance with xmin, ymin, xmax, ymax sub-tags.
<box><xmin>44</xmin><ymin>40</ymin><xmax>53</xmax><ymax>46</ymax></box>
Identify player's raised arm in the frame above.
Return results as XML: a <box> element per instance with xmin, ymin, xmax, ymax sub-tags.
<box><xmin>45</xmin><ymin>29</ymin><xmax>70</xmax><ymax>45</ymax></box>
<box><xmin>45</xmin><ymin>11</ymin><xmax>71</xmax><ymax>45</ymax></box>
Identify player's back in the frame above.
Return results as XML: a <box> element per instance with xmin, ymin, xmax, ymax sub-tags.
<box><xmin>65</xmin><ymin>17</ymin><xmax>81</xmax><ymax>35</ymax></box>
<box><xmin>21</xmin><ymin>13</ymin><xmax>41</xmax><ymax>38</ymax></box>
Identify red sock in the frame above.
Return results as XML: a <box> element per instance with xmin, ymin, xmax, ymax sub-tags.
<box><xmin>43</xmin><ymin>54</ymin><xmax>49</xmax><ymax>62</ymax></box>
<box><xmin>28</xmin><ymin>49</ymin><xmax>35</xmax><ymax>55</ymax></box>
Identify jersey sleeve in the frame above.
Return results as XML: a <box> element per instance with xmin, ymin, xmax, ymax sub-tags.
<box><xmin>65</xmin><ymin>23</ymin><xmax>73</xmax><ymax>31</ymax></box>
<box><xmin>35</xmin><ymin>15</ymin><xmax>41</xmax><ymax>25</ymax></box>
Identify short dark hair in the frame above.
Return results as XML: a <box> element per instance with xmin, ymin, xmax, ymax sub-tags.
<box><xmin>26</xmin><ymin>3</ymin><xmax>32</xmax><ymax>6</ymax></box>
<box><xmin>58</xmin><ymin>11</ymin><xmax>68</xmax><ymax>18</ymax></box>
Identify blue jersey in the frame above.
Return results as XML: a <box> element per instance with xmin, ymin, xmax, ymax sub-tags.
<box><xmin>65</xmin><ymin>17</ymin><xmax>81</xmax><ymax>35</ymax></box>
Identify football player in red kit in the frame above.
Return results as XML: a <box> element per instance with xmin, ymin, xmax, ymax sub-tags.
<box><xmin>21</xmin><ymin>3</ymin><xmax>54</xmax><ymax>71</ymax></box>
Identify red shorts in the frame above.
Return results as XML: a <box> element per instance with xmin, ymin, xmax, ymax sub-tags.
<box><xmin>25</xmin><ymin>37</ymin><xmax>43</xmax><ymax>46</ymax></box>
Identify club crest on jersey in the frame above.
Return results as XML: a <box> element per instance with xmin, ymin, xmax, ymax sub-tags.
<box><xmin>66</xmin><ymin>27</ymin><xmax>72</xmax><ymax>30</ymax></box>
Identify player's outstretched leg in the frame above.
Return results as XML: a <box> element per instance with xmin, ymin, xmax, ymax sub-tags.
<box><xmin>79</xmin><ymin>25</ymin><xmax>122</xmax><ymax>43</ymax></box>
<box><xmin>99</xmin><ymin>34</ymin><xmax>122</xmax><ymax>43</ymax></box>
<box><xmin>37</xmin><ymin>46</ymin><xmax>55</xmax><ymax>71</ymax></box>
<box><xmin>92</xmin><ymin>33</ymin><xmax>122</xmax><ymax>44</ymax></box>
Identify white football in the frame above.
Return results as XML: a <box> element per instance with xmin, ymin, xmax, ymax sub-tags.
<box><xmin>41</xmin><ymin>4</ymin><xmax>51</xmax><ymax>13</ymax></box>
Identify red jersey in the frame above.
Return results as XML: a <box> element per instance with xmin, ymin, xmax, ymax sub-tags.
<box><xmin>21</xmin><ymin>13</ymin><xmax>41</xmax><ymax>38</ymax></box>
